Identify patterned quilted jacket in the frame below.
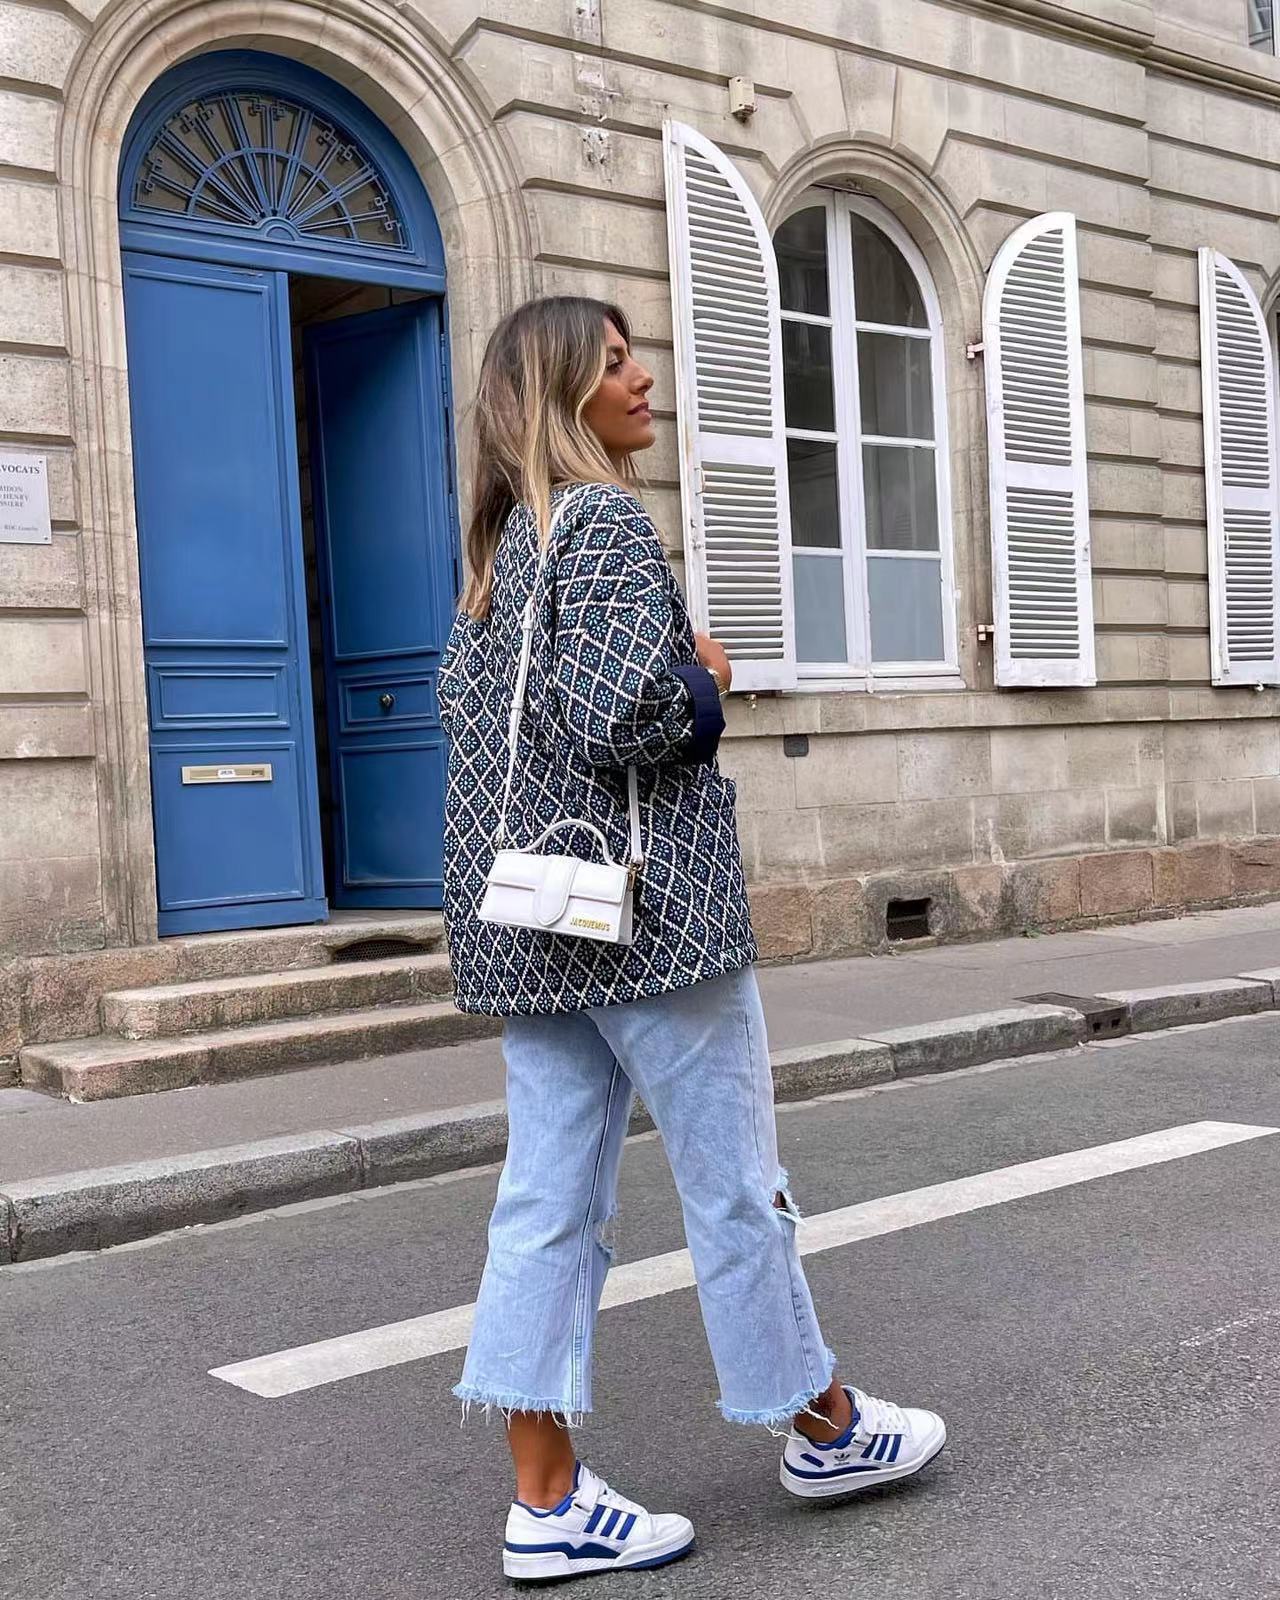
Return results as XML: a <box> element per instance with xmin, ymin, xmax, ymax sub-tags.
<box><xmin>438</xmin><ymin>482</ymin><xmax>757</xmax><ymax>1015</ymax></box>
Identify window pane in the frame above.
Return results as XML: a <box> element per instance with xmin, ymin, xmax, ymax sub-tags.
<box><xmin>862</xmin><ymin>444</ymin><xmax>939</xmax><ymax>551</ymax></box>
<box><xmin>782</xmin><ymin>321</ymin><xmax>835</xmax><ymax>432</ymax></box>
<box><xmin>868</xmin><ymin>555</ymin><xmax>945</xmax><ymax>663</ymax></box>
<box><xmin>850</xmin><ymin>215</ymin><xmax>926</xmax><ymax>328</ymax></box>
<box><xmin>774</xmin><ymin>207</ymin><xmax>830</xmax><ymax>316</ymax></box>
<box><xmin>1249</xmin><ymin>0</ymin><xmax>1274</xmax><ymax>49</ymax></box>
<box><xmin>793</xmin><ymin>553</ymin><xmax>847</xmax><ymax>663</ymax></box>
<box><xmin>858</xmin><ymin>332</ymin><xmax>934</xmax><ymax>439</ymax></box>
<box><xmin>787</xmin><ymin>439</ymin><xmax>841</xmax><ymax>549</ymax></box>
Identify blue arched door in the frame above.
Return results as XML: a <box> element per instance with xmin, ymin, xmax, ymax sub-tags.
<box><xmin>119</xmin><ymin>52</ymin><xmax>455</xmax><ymax>934</ymax></box>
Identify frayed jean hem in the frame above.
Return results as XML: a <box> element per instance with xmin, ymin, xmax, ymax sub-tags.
<box><xmin>453</xmin><ymin>1381</ymin><xmax>587</xmax><ymax>1428</ymax></box>
<box><xmin>716</xmin><ymin>1347</ymin><xmax>839</xmax><ymax>1429</ymax></box>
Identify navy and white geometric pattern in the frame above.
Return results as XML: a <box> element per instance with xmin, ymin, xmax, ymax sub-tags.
<box><xmin>439</xmin><ymin>483</ymin><xmax>757</xmax><ymax>1016</ymax></box>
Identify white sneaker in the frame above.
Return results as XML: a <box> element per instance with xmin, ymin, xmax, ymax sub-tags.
<box><xmin>780</xmin><ymin>1384</ymin><xmax>946</xmax><ymax>1499</ymax></box>
<box><xmin>502</xmin><ymin>1461</ymin><xmax>695</xmax><ymax>1582</ymax></box>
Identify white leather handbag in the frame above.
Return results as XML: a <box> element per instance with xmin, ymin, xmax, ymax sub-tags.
<box><xmin>478</xmin><ymin>488</ymin><xmax>642</xmax><ymax>946</ymax></box>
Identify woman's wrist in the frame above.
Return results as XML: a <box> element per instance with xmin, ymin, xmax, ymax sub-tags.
<box><xmin>706</xmin><ymin>666</ymin><xmax>729</xmax><ymax>700</ymax></box>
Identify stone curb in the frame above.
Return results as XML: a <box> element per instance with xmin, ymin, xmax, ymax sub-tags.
<box><xmin>3</xmin><ymin>984</ymin><xmax>1276</xmax><ymax>1263</ymax></box>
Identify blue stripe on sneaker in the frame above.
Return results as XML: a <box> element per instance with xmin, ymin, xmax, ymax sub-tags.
<box><xmin>785</xmin><ymin>1461</ymin><xmax>887</xmax><ymax>1480</ymax></box>
<box><xmin>505</xmin><ymin>1541</ymin><xmax>621</xmax><ymax>1560</ymax></box>
<box><xmin>582</xmin><ymin>1504</ymin><xmax>605</xmax><ymax>1535</ymax></box>
<box><xmin>800</xmin><ymin>1452</ymin><xmax>825</xmax><ymax>1468</ymax></box>
<box><xmin>601</xmin><ymin>1508</ymin><xmax>622</xmax><ymax>1538</ymax></box>
<box><xmin>861</xmin><ymin>1439</ymin><xmax>877</xmax><ymax>1459</ymax></box>
<box><xmin>875</xmin><ymin>1434</ymin><xmax>891</xmax><ymax>1462</ymax></box>
<box><xmin>619</xmin><ymin>1512</ymin><xmax>637</xmax><ymax>1540</ymax></box>
<box><xmin>888</xmin><ymin>1434</ymin><xmax>902</xmax><ymax>1464</ymax></box>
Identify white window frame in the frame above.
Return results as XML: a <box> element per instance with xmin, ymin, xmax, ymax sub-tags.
<box><xmin>1249</xmin><ymin>0</ymin><xmax>1277</xmax><ymax>52</ymax></box>
<box><xmin>777</xmin><ymin>189</ymin><xmax>959</xmax><ymax>688</ymax></box>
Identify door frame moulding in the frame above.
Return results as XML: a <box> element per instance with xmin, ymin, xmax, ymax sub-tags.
<box><xmin>60</xmin><ymin>0</ymin><xmax>534</xmax><ymax>946</ymax></box>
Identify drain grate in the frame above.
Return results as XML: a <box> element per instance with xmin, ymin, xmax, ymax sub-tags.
<box><xmin>329</xmin><ymin>936</ymin><xmax>431</xmax><ymax>964</ymax></box>
<box><xmin>1018</xmin><ymin>992</ymin><xmax>1131</xmax><ymax>1039</ymax></box>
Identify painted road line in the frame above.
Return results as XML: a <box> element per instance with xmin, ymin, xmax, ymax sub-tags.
<box><xmin>210</xmin><ymin>1120</ymin><xmax>1277</xmax><ymax>1398</ymax></box>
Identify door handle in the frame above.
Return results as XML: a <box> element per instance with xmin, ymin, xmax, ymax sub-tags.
<box><xmin>379</xmin><ymin>692</ymin><xmax>395</xmax><ymax>712</ymax></box>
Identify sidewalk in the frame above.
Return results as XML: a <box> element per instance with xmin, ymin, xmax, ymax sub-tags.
<box><xmin>5</xmin><ymin>901</ymin><xmax>1280</xmax><ymax>1259</ymax></box>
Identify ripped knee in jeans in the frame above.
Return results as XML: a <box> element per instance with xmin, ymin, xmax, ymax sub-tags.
<box><xmin>771</xmin><ymin>1170</ymin><xmax>802</xmax><ymax>1223</ymax></box>
<box><xmin>595</xmin><ymin>1207</ymin><xmax>620</xmax><ymax>1262</ymax></box>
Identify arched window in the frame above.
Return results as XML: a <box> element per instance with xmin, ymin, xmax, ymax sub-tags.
<box><xmin>773</xmin><ymin>194</ymin><xmax>955</xmax><ymax>675</ymax></box>
<box><xmin>131</xmin><ymin>88</ymin><xmax>406</xmax><ymax>247</ymax></box>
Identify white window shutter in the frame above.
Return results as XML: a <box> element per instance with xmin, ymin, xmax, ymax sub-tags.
<box><xmin>662</xmin><ymin>120</ymin><xmax>796</xmax><ymax>692</ymax></box>
<box><xmin>983</xmin><ymin>212</ymin><xmax>1095</xmax><ymax>687</ymax></box>
<box><xmin>1198</xmin><ymin>248</ymin><xmax>1280</xmax><ymax>687</ymax></box>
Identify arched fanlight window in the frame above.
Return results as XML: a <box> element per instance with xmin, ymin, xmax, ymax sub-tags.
<box><xmin>772</xmin><ymin>194</ymin><xmax>956</xmax><ymax>674</ymax></box>
<box><xmin>131</xmin><ymin>89</ymin><xmax>407</xmax><ymax>249</ymax></box>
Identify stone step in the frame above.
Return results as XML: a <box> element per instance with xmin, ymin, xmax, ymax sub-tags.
<box><xmin>19</xmin><ymin>1001</ymin><xmax>499</xmax><ymax>1103</ymax></box>
<box><xmin>100</xmin><ymin>953</ymin><xmax>455</xmax><ymax>1040</ymax></box>
<box><xmin>13</xmin><ymin>911</ymin><xmax>448</xmax><ymax>1054</ymax></box>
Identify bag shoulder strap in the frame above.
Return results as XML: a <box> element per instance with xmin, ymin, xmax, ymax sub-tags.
<box><xmin>493</xmin><ymin>486</ymin><xmax>642</xmax><ymax>867</ymax></box>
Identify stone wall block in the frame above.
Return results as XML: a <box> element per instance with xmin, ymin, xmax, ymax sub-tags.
<box><xmin>838</xmin><ymin>50</ymin><xmax>896</xmax><ymax>142</ymax></box>
<box><xmin>793</xmin><ymin>733</ymin><xmax>899</xmax><ymax>808</ymax></box>
<box><xmin>0</xmin><ymin>264</ymin><xmax>66</xmax><ymax>349</ymax></box>
<box><xmin>820</xmin><ymin>799</ymin><xmax>975</xmax><ymax>877</ymax></box>
<box><xmin>0</xmin><ymin>757</ymin><xmax>97</xmax><ymax>862</ymax></box>
<box><xmin>1009</xmin><ymin>857</ymin><xmax>1082</xmax><ymax>925</ymax></box>
<box><xmin>1079</xmin><ymin>848</ymin><xmax>1153</xmax><ymax>916</ymax></box>
<box><xmin>990</xmin><ymin>789</ymin><xmax>1106</xmax><ymax>859</ymax></box>
<box><xmin>0</xmin><ymin>88</ymin><xmax>58</xmax><ymax>173</ymax></box>
<box><xmin>739</xmin><ymin>809</ymin><xmax>824</xmax><ymax>884</ymax></box>
<box><xmin>0</xmin><ymin>177</ymin><xmax>59</xmax><ymax>261</ymax></box>
<box><xmin>809</xmin><ymin>877</ymin><xmax>874</xmax><ymax>957</ymax></box>
<box><xmin>989</xmin><ymin>727</ymin><xmax>1069</xmax><ymax>794</ymax></box>
<box><xmin>0</xmin><ymin>618</ymin><xmax>86</xmax><ymax>696</ymax></box>
<box><xmin>0</xmin><ymin>856</ymin><xmax>102</xmax><ymax>957</ymax></box>
<box><xmin>0</xmin><ymin>536</ymin><xmax>83</xmax><ymax>610</ymax></box>
<box><xmin>1193</xmin><ymin>779</ymin><xmax>1256</xmax><ymax>840</ymax></box>
<box><xmin>943</xmin><ymin>863</ymin><xmax>1008</xmax><ymax>936</ymax></box>
<box><xmin>1228</xmin><ymin>840</ymin><xmax>1280</xmax><ymax>896</ymax></box>
<box><xmin>896</xmin><ymin>730</ymin><xmax>991</xmax><ymax>801</ymax></box>
<box><xmin>1105</xmin><ymin>787</ymin><xmax>1161</xmax><ymax>846</ymax></box>
<box><xmin>0</xmin><ymin>6</ymin><xmax>85</xmax><ymax>92</ymax></box>
<box><xmin>0</xmin><ymin>354</ymin><xmax>71</xmax><ymax>437</ymax></box>
<box><xmin>1065</xmin><ymin>725</ymin><xmax>1141</xmax><ymax>788</ymax></box>
<box><xmin>746</xmin><ymin>883</ymin><xmax>812</xmax><ymax>960</ymax></box>
<box><xmin>716</xmin><ymin>737</ymin><xmax>796</xmax><ymax>813</ymax></box>
<box><xmin>1253</xmin><ymin>777</ymin><xmax>1280</xmax><ymax>837</ymax></box>
<box><xmin>1152</xmin><ymin>841</ymin><xmax>1231</xmax><ymax>906</ymax></box>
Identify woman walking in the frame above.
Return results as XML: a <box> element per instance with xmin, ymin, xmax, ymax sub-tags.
<box><xmin>438</xmin><ymin>296</ymin><xmax>945</xmax><ymax>1583</ymax></box>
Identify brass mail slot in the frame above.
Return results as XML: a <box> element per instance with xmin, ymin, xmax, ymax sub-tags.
<box><xmin>181</xmin><ymin>762</ymin><xmax>273</xmax><ymax>785</ymax></box>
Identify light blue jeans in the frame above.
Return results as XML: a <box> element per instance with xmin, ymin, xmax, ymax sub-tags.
<box><xmin>455</xmin><ymin>965</ymin><xmax>836</xmax><ymax>1426</ymax></box>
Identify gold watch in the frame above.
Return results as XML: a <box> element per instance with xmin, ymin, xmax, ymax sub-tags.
<box><xmin>707</xmin><ymin>666</ymin><xmax>730</xmax><ymax>700</ymax></box>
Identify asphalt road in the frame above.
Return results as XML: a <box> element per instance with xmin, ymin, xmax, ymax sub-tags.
<box><xmin>5</xmin><ymin>1015</ymin><xmax>1280</xmax><ymax>1600</ymax></box>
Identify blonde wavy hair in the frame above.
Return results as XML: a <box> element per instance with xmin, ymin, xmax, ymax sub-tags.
<box><xmin>460</xmin><ymin>295</ymin><xmax>637</xmax><ymax>620</ymax></box>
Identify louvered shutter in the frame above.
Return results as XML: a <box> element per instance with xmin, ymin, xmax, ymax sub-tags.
<box><xmin>983</xmin><ymin>212</ymin><xmax>1095</xmax><ymax>687</ymax></box>
<box><xmin>1198</xmin><ymin>249</ymin><xmax>1280</xmax><ymax>686</ymax></box>
<box><xmin>662</xmin><ymin>120</ymin><xmax>796</xmax><ymax>691</ymax></box>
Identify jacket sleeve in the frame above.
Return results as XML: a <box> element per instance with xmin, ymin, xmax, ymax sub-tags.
<box><xmin>552</xmin><ymin>487</ymin><xmax>725</xmax><ymax>768</ymax></box>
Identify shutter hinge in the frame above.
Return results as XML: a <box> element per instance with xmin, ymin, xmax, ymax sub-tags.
<box><xmin>966</xmin><ymin>340</ymin><xmax>985</xmax><ymax>361</ymax></box>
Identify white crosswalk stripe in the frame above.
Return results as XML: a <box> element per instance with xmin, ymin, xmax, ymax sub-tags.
<box><xmin>209</xmin><ymin>1120</ymin><xmax>1277</xmax><ymax>1399</ymax></box>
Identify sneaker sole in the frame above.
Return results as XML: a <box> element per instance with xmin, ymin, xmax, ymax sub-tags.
<box><xmin>504</xmin><ymin>1534</ymin><xmax>695</xmax><ymax>1583</ymax></box>
<box><xmin>779</xmin><ymin>1422</ymin><xmax>947</xmax><ymax>1501</ymax></box>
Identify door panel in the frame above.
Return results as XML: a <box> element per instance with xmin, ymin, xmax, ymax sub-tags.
<box><xmin>124</xmin><ymin>252</ymin><xmax>327</xmax><ymax>934</ymax></box>
<box><xmin>305</xmin><ymin>297</ymin><xmax>452</xmax><ymax>908</ymax></box>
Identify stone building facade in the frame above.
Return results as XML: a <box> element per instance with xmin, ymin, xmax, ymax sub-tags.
<box><xmin>5</xmin><ymin>0</ymin><xmax>1280</xmax><ymax>1074</ymax></box>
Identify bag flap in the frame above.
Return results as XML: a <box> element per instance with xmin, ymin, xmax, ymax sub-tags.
<box><xmin>487</xmin><ymin>850</ymin><xmax>628</xmax><ymax>906</ymax></box>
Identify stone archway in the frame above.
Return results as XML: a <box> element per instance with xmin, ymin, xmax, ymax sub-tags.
<box><xmin>57</xmin><ymin>0</ymin><xmax>534</xmax><ymax>945</ymax></box>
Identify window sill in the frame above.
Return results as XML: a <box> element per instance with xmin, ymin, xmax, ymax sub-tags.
<box><xmin>794</xmin><ymin>673</ymin><xmax>966</xmax><ymax>694</ymax></box>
